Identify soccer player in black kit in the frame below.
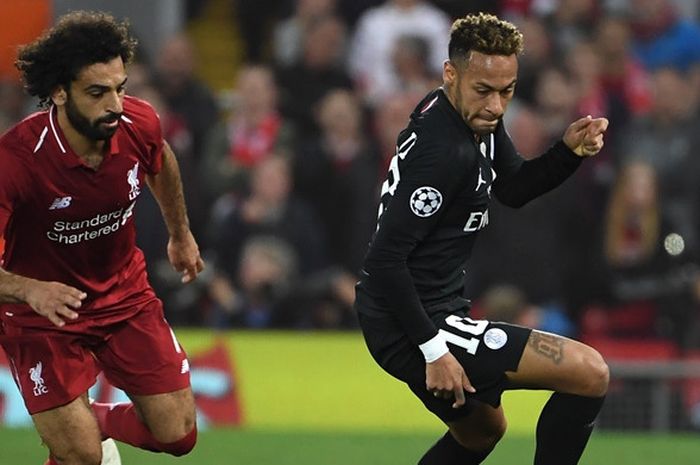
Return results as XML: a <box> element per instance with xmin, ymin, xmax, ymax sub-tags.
<box><xmin>355</xmin><ymin>13</ymin><xmax>610</xmax><ymax>465</ymax></box>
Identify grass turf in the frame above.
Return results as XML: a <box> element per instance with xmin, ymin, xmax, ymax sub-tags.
<box><xmin>1</xmin><ymin>427</ymin><xmax>698</xmax><ymax>465</ymax></box>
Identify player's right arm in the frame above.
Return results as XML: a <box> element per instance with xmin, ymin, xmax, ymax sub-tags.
<box><xmin>0</xmin><ymin>268</ymin><xmax>85</xmax><ymax>327</ymax></box>
<box><xmin>363</xmin><ymin>129</ymin><xmax>475</xmax><ymax>406</ymax></box>
<box><xmin>0</xmin><ymin>143</ymin><xmax>85</xmax><ymax>327</ymax></box>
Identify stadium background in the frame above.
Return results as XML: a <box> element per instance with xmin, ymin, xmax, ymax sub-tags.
<box><xmin>1</xmin><ymin>0</ymin><xmax>700</xmax><ymax>463</ymax></box>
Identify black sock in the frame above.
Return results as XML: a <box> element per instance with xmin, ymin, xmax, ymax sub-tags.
<box><xmin>534</xmin><ymin>393</ymin><xmax>606</xmax><ymax>465</ymax></box>
<box><xmin>418</xmin><ymin>431</ymin><xmax>491</xmax><ymax>465</ymax></box>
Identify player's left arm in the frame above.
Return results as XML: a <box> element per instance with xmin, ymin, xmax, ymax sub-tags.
<box><xmin>146</xmin><ymin>141</ymin><xmax>204</xmax><ymax>283</ymax></box>
<box><xmin>492</xmin><ymin>116</ymin><xmax>608</xmax><ymax>208</ymax></box>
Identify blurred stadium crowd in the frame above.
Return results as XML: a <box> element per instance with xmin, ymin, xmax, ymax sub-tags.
<box><xmin>2</xmin><ymin>0</ymin><xmax>700</xmax><ymax>351</ymax></box>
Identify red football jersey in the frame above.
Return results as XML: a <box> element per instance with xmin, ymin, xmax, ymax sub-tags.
<box><xmin>0</xmin><ymin>96</ymin><xmax>164</xmax><ymax>327</ymax></box>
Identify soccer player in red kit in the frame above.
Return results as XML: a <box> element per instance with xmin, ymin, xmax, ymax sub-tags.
<box><xmin>0</xmin><ymin>12</ymin><xmax>204</xmax><ymax>465</ymax></box>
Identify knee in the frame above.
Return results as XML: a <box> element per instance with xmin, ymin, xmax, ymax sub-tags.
<box><xmin>159</xmin><ymin>422</ymin><xmax>197</xmax><ymax>457</ymax></box>
<box><xmin>51</xmin><ymin>444</ymin><xmax>102</xmax><ymax>465</ymax></box>
<box><xmin>579</xmin><ymin>347</ymin><xmax>609</xmax><ymax>397</ymax></box>
<box><xmin>452</xmin><ymin>416</ymin><xmax>507</xmax><ymax>452</ymax></box>
<box><xmin>152</xmin><ymin>407</ymin><xmax>197</xmax><ymax>444</ymax></box>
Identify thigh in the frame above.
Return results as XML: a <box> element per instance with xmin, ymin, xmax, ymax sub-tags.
<box><xmin>360</xmin><ymin>311</ymin><xmax>531</xmax><ymax>422</ymax></box>
<box><xmin>95</xmin><ymin>299</ymin><xmax>191</xmax><ymax>396</ymax></box>
<box><xmin>506</xmin><ymin>330</ymin><xmax>608</xmax><ymax>397</ymax></box>
<box><xmin>32</xmin><ymin>394</ymin><xmax>102</xmax><ymax>463</ymax></box>
<box><xmin>131</xmin><ymin>387</ymin><xmax>196</xmax><ymax>443</ymax></box>
<box><xmin>0</xmin><ymin>326</ymin><xmax>99</xmax><ymax>414</ymax></box>
<box><xmin>448</xmin><ymin>401</ymin><xmax>507</xmax><ymax>451</ymax></box>
<box><xmin>436</xmin><ymin>315</ymin><xmax>531</xmax><ymax>407</ymax></box>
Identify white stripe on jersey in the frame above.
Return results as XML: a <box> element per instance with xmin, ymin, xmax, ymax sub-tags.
<box><xmin>121</xmin><ymin>114</ymin><xmax>133</xmax><ymax>124</ymax></box>
<box><xmin>420</xmin><ymin>95</ymin><xmax>439</xmax><ymax>113</ymax></box>
<box><xmin>33</xmin><ymin>127</ymin><xmax>48</xmax><ymax>153</ymax></box>
<box><xmin>48</xmin><ymin>106</ymin><xmax>66</xmax><ymax>154</ymax></box>
<box><xmin>489</xmin><ymin>133</ymin><xmax>495</xmax><ymax>160</ymax></box>
<box><xmin>168</xmin><ymin>326</ymin><xmax>182</xmax><ymax>354</ymax></box>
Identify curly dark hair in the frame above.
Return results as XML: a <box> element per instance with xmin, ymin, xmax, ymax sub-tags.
<box><xmin>15</xmin><ymin>11</ymin><xmax>137</xmax><ymax>107</ymax></box>
<box><xmin>448</xmin><ymin>13</ymin><xmax>523</xmax><ymax>64</ymax></box>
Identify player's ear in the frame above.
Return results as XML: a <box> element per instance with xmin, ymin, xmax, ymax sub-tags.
<box><xmin>443</xmin><ymin>60</ymin><xmax>457</xmax><ymax>86</ymax></box>
<box><xmin>51</xmin><ymin>86</ymin><xmax>67</xmax><ymax>106</ymax></box>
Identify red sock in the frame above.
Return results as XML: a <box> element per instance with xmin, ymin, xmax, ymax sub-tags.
<box><xmin>91</xmin><ymin>402</ymin><xmax>162</xmax><ymax>452</ymax></box>
<box><xmin>91</xmin><ymin>402</ymin><xmax>197</xmax><ymax>455</ymax></box>
<box><xmin>157</xmin><ymin>426</ymin><xmax>197</xmax><ymax>456</ymax></box>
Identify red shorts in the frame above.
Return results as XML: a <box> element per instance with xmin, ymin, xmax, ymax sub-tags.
<box><xmin>0</xmin><ymin>298</ymin><xmax>190</xmax><ymax>414</ymax></box>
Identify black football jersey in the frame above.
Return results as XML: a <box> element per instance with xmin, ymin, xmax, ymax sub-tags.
<box><xmin>357</xmin><ymin>88</ymin><xmax>582</xmax><ymax>344</ymax></box>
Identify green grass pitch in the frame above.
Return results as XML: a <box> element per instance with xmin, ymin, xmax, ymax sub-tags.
<box><xmin>2</xmin><ymin>427</ymin><xmax>698</xmax><ymax>465</ymax></box>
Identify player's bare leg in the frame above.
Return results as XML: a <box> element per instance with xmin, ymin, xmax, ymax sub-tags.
<box><xmin>419</xmin><ymin>402</ymin><xmax>507</xmax><ymax>464</ymax></box>
<box><xmin>33</xmin><ymin>394</ymin><xmax>103</xmax><ymax>465</ymax></box>
<box><xmin>131</xmin><ymin>387</ymin><xmax>197</xmax><ymax>443</ymax></box>
<box><xmin>448</xmin><ymin>402</ymin><xmax>507</xmax><ymax>451</ymax></box>
<box><xmin>506</xmin><ymin>330</ymin><xmax>609</xmax><ymax>396</ymax></box>
<box><xmin>506</xmin><ymin>330</ymin><xmax>609</xmax><ymax>465</ymax></box>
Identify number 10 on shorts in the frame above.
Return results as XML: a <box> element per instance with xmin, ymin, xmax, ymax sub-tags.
<box><xmin>439</xmin><ymin>315</ymin><xmax>489</xmax><ymax>355</ymax></box>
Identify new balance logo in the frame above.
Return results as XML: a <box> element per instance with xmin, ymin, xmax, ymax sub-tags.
<box><xmin>49</xmin><ymin>196</ymin><xmax>72</xmax><ymax>210</ymax></box>
<box><xmin>29</xmin><ymin>361</ymin><xmax>48</xmax><ymax>396</ymax></box>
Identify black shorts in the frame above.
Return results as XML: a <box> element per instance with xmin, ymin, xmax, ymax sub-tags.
<box><xmin>357</xmin><ymin>298</ymin><xmax>531</xmax><ymax>423</ymax></box>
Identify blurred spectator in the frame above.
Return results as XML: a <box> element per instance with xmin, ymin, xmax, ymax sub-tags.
<box><xmin>502</xmin><ymin>103</ymin><xmax>548</xmax><ymax>156</ymax></box>
<box><xmin>336</xmin><ymin>0</ymin><xmax>383</xmax><ymax>27</ymax></box>
<box><xmin>595</xmin><ymin>161</ymin><xmax>700</xmax><ymax>345</ymax></box>
<box><xmin>564</xmin><ymin>39</ymin><xmax>618</xmax><ymax>199</ymax></box>
<box><xmin>348</xmin><ymin>0</ymin><xmax>450</xmax><ymax>105</ymax></box>
<box><xmin>512</xmin><ymin>16</ymin><xmax>554</xmax><ymax>105</ymax></box>
<box><xmin>124</xmin><ymin>62</ymin><xmax>154</xmax><ymax>97</ymax></box>
<box><xmin>206</xmin><ymin>156</ymin><xmax>328</xmax><ymax>327</ymax></box>
<box><xmin>595</xmin><ymin>16</ymin><xmax>653</xmax><ymax>125</ymax></box>
<box><xmin>273</xmin><ymin>0</ymin><xmax>338</xmax><ymax>66</ymax></box>
<box><xmin>532</xmin><ymin>66</ymin><xmax>578</xmax><ymax>142</ymax></box>
<box><xmin>431</xmin><ymin>0</ymin><xmax>498</xmax><ymax>18</ymax></box>
<box><xmin>629</xmin><ymin>0</ymin><xmax>700</xmax><ymax>83</ymax></box>
<box><xmin>565</xmin><ymin>40</ymin><xmax>609</xmax><ymax>120</ymax></box>
<box><xmin>128</xmin><ymin>82</ymin><xmax>209</xmax><ymax>325</ymax></box>
<box><xmin>153</xmin><ymin>33</ymin><xmax>219</xmax><ymax>160</ymax></box>
<box><xmin>201</xmin><ymin>64</ymin><xmax>295</xmax><ymax>201</ymax></box>
<box><xmin>276</xmin><ymin>14</ymin><xmax>353</xmax><ymax>137</ymax></box>
<box><xmin>388</xmin><ymin>35</ymin><xmax>441</xmax><ymax>103</ymax></box>
<box><xmin>373</xmin><ymin>92</ymin><xmax>416</xmax><ymax>171</ymax></box>
<box><xmin>476</xmin><ymin>284</ymin><xmax>575</xmax><ymax>337</ymax></box>
<box><xmin>208</xmin><ymin>235</ymin><xmax>299</xmax><ymax>328</ymax></box>
<box><xmin>541</xmin><ymin>0</ymin><xmax>600</xmax><ymax>55</ymax></box>
<box><xmin>617</xmin><ymin>67</ymin><xmax>700</xmax><ymax>255</ymax></box>
<box><xmin>294</xmin><ymin>89</ymin><xmax>379</xmax><ymax>274</ymax></box>
<box><xmin>500</xmin><ymin>0</ymin><xmax>537</xmax><ymax>19</ymax></box>
<box><xmin>233</xmin><ymin>0</ymin><xmax>290</xmax><ymax>62</ymax></box>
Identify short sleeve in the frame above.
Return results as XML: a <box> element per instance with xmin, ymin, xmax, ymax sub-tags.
<box><xmin>124</xmin><ymin>96</ymin><xmax>164</xmax><ymax>175</ymax></box>
<box><xmin>0</xmin><ymin>148</ymin><xmax>28</xmax><ymax>237</ymax></box>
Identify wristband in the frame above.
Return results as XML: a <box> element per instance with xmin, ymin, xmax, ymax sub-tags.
<box><xmin>419</xmin><ymin>332</ymin><xmax>448</xmax><ymax>363</ymax></box>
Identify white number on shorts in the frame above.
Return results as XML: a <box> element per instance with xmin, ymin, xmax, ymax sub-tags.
<box><xmin>438</xmin><ymin>316</ymin><xmax>489</xmax><ymax>355</ymax></box>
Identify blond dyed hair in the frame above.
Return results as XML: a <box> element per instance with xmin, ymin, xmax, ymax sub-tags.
<box><xmin>449</xmin><ymin>13</ymin><xmax>523</xmax><ymax>63</ymax></box>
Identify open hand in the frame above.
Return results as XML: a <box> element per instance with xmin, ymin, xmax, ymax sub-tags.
<box><xmin>25</xmin><ymin>280</ymin><xmax>86</xmax><ymax>327</ymax></box>
<box><xmin>563</xmin><ymin>115</ymin><xmax>609</xmax><ymax>157</ymax></box>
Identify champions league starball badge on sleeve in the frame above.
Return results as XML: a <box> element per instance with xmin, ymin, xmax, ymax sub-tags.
<box><xmin>410</xmin><ymin>186</ymin><xmax>443</xmax><ymax>218</ymax></box>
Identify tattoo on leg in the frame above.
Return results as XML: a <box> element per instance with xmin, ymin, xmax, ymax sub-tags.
<box><xmin>528</xmin><ymin>332</ymin><xmax>564</xmax><ymax>364</ymax></box>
